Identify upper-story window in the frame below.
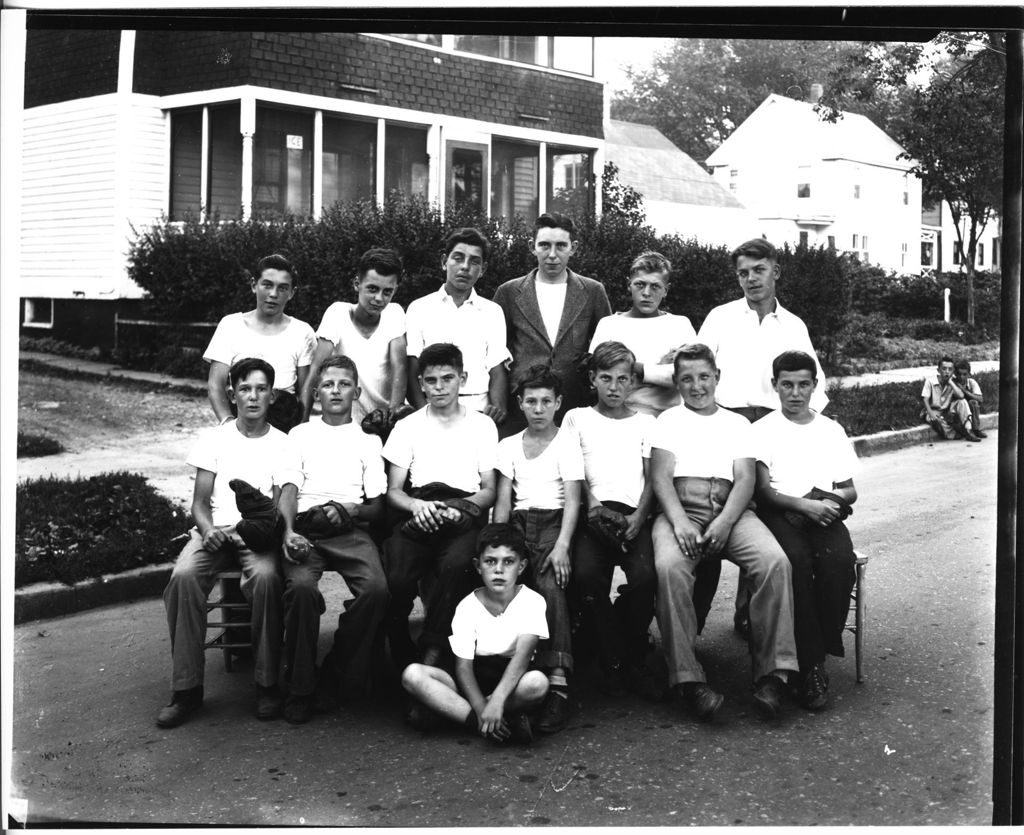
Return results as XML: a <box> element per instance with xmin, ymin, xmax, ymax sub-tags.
<box><xmin>796</xmin><ymin>165</ymin><xmax>811</xmax><ymax>199</ymax></box>
<box><xmin>390</xmin><ymin>34</ymin><xmax>443</xmax><ymax>47</ymax></box>
<box><xmin>451</xmin><ymin>35</ymin><xmax>593</xmax><ymax>75</ymax></box>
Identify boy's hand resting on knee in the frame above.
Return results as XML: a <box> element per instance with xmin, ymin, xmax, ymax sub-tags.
<box><xmin>202</xmin><ymin>526</ymin><xmax>230</xmax><ymax>552</ymax></box>
<box><xmin>540</xmin><ymin>542</ymin><xmax>572</xmax><ymax>588</ymax></box>
<box><xmin>699</xmin><ymin>516</ymin><xmax>733</xmax><ymax>558</ymax></box>
<box><xmin>672</xmin><ymin>517</ymin><xmax>704</xmax><ymax>559</ymax></box>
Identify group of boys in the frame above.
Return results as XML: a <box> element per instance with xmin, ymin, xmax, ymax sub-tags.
<box><xmin>156</xmin><ymin>217</ymin><xmax>868</xmax><ymax>742</ymax></box>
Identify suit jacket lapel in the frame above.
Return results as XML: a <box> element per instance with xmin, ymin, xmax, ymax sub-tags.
<box><xmin>553</xmin><ymin>271</ymin><xmax>586</xmax><ymax>350</ymax></box>
<box><xmin>514</xmin><ymin>271</ymin><xmax>551</xmax><ymax>349</ymax></box>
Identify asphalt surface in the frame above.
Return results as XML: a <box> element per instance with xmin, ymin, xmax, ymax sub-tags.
<box><xmin>8</xmin><ymin>431</ymin><xmax>998</xmax><ymax>827</ymax></box>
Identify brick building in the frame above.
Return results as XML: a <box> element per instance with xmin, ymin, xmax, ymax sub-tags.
<box><xmin>18</xmin><ymin>27</ymin><xmax>604</xmax><ymax>346</ymax></box>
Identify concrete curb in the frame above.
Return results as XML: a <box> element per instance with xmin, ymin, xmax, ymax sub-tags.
<box><xmin>852</xmin><ymin>412</ymin><xmax>998</xmax><ymax>457</ymax></box>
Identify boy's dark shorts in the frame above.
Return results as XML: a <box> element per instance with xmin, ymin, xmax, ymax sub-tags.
<box><xmin>473</xmin><ymin>655</ymin><xmax>512</xmax><ymax>695</ymax></box>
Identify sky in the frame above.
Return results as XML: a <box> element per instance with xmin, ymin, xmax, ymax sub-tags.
<box><xmin>596</xmin><ymin>37</ymin><xmax>677</xmax><ymax>93</ymax></box>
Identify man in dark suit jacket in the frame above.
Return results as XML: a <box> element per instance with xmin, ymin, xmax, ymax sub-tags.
<box><xmin>493</xmin><ymin>213</ymin><xmax>612</xmax><ymax>435</ymax></box>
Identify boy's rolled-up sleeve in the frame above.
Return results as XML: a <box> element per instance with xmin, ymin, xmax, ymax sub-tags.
<box><xmin>523</xmin><ymin>590</ymin><xmax>549</xmax><ymax>641</ymax></box>
<box><xmin>448</xmin><ymin>596</ymin><xmax>477</xmax><ymax>660</ymax></box>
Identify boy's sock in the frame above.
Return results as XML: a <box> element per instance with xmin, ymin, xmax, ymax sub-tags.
<box><xmin>463</xmin><ymin>709</ymin><xmax>480</xmax><ymax>731</ymax></box>
<box><xmin>548</xmin><ymin>673</ymin><xmax>569</xmax><ymax>698</ymax></box>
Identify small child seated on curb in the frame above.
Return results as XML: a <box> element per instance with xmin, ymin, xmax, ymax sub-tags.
<box><xmin>953</xmin><ymin>359</ymin><xmax>987</xmax><ymax>439</ymax></box>
<box><xmin>401</xmin><ymin>524</ymin><xmax>550</xmax><ymax>742</ymax></box>
<box><xmin>921</xmin><ymin>356</ymin><xmax>981</xmax><ymax>442</ymax></box>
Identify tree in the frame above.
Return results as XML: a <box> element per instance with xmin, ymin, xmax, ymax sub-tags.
<box><xmin>823</xmin><ymin>33</ymin><xmax>1005</xmax><ymax>324</ymax></box>
<box><xmin>611</xmin><ymin>39</ymin><xmax>871</xmax><ymax>166</ymax></box>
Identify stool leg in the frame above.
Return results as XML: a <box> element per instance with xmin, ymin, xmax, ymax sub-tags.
<box><xmin>855</xmin><ymin>562</ymin><xmax>866</xmax><ymax>683</ymax></box>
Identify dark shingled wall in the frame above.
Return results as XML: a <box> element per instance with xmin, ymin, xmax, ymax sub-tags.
<box><xmin>24</xmin><ymin>29</ymin><xmax>122</xmax><ymax>108</ymax></box>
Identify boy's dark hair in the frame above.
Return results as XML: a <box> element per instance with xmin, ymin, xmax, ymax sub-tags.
<box><xmin>357</xmin><ymin>247</ymin><xmax>403</xmax><ymax>281</ymax></box>
<box><xmin>515</xmin><ymin>363</ymin><xmax>563</xmax><ymax>398</ymax></box>
<box><xmin>938</xmin><ymin>355</ymin><xmax>955</xmax><ymax>367</ymax></box>
<box><xmin>229</xmin><ymin>357</ymin><xmax>276</xmax><ymax>389</ymax></box>
<box><xmin>954</xmin><ymin>358</ymin><xmax>972</xmax><ymax>373</ymax></box>
<box><xmin>317</xmin><ymin>354</ymin><xmax>359</xmax><ymax>385</ymax></box>
<box><xmin>590</xmin><ymin>340</ymin><xmax>636</xmax><ymax>373</ymax></box>
<box><xmin>418</xmin><ymin>342</ymin><xmax>464</xmax><ymax>374</ymax></box>
<box><xmin>628</xmin><ymin>250</ymin><xmax>672</xmax><ymax>279</ymax></box>
<box><xmin>772</xmin><ymin>350</ymin><xmax>817</xmax><ymax>381</ymax></box>
<box><xmin>256</xmin><ymin>253</ymin><xmax>295</xmax><ymax>283</ymax></box>
<box><xmin>476</xmin><ymin>523</ymin><xmax>527</xmax><ymax>562</ymax></box>
<box><xmin>730</xmin><ymin>238</ymin><xmax>778</xmax><ymax>267</ymax></box>
<box><xmin>444</xmin><ymin>227</ymin><xmax>491</xmax><ymax>262</ymax></box>
<box><xmin>534</xmin><ymin>211</ymin><xmax>575</xmax><ymax>240</ymax></box>
<box><xmin>672</xmin><ymin>343</ymin><xmax>718</xmax><ymax>378</ymax></box>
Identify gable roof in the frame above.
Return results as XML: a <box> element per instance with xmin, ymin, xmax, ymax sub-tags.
<box><xmin>705</xmin><ymin>93</ymin><xmax>913</xmax><ymax>170</ymax></box>
<box><xmin>605</xmin><ymin>119</ymin><xmax>746</xmax><ymax>209</ymax></box>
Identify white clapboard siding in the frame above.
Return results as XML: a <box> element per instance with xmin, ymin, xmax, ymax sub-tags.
<box><xmin>21</xmin><ymin>94</ymin><xmax>167</xmax><ymax>299</ymax></box>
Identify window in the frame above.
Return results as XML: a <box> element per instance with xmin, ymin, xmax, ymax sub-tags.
<box><xmin>448</xmin><ymin>146</ymin><xmax>485</xmax><ymax>213</ymax></box>
<box><xmin>993</xmin><ymin>238</ymin><xmax>1000</xmax><ymax>268</ymax></box>
<box><xmin>827</xmin><ymin>235</ymin><xmax>836</xmax><ymax>249</ymax></box>
<box><xmin>322</xmin><ymin>115</ymin><xmax>376</xmax><ymax>209</ymax></box>
<box><xmin>548</xmin><ymin>147</ymin><xmax>592</xmax><ymax>217</ymax></box>
<box><xmin>22</xmin><ymin>298</ymin><xmax>53</xmax><ymax>328</ymax></box>
<box><xmin>978</xmin><ymin>243</ymin><xmax>985</xmax><ymax>265</ymax></box>
<box><xmin>491</xmin><ymin>139</ymin><xmax>538</xmax><ymax>220</ymax></box>
<box><xmin>797</xmin><ymin>183</ymin><xmax>811</xmax><ymax>198</ymax></box>
<box><xmin>389</xmin><ymin>34</ymin><xmax>442</xmax><ymax>47</ymax></box>
<box><xmin>852</xmin><ymin>234</ymin><xmax>859</xmax><ymax>249</ymax></box>
<box><xmin>207</xmin><ymin>104</ymin><xmax>243</xmax><ymax>219</ymax></box>
<box><xmin>853</xmin><ymin>184</ymin><xmax>861</xmax><ymax>199</ymax></box>
<box><xmin>385</xmin><ymin>124</ymin><xmax>429</xmax><ymax>199</ymax></box>
<box><xmin>921</xmin><ymin>241</ymin><xmax>935</xmax><ymax>268</ymax></box>
<box><xmin>170</xmin><ymin>109</ymin><xmax>202</xmax><ymax>220</ymax></box>
<box><xmin>253</xmin><ymin>106</ymin><xmax>313</xmax><ymax>217</ymax></box>
<box><xmin>901</xmin><ymin>242</ymin><xmax>908</xmax><ymax>267</ymax></box>
<box><xmin>799</xmin><ymin>231</ymin><xmax>809</xmax><ymax>247</ymax></box>
<box><xmin>903</xmin><ymin>190</ymin><xmax>909</xmax><ymax>205</ymax></box>
<box><xmin>453</xmin><ymin>35</ymin><xmax>593</xmax><ymax>75</ymax></box>
<box><xmin>953</xmin><ymin>245</ymin><xmax>961</xmax><ymax>265</ymax></box>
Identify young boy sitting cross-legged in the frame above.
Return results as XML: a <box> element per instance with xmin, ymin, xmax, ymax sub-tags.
<box><xmin>401</xmin><ymin>523</ymin><xmax>550</xmax><ymax>743</ymax></box>
<box><xmin>752</xmin><ymin>350</ymin><xmax>859</xmax><ymax>711</ymax></box>
<box><xmin>382</xmin><ymin>342</ymin><xmax>498</xmax><ymax>681</ymax></box>
<box><xmin>562</xmin><ymin>340</ymin><xmax>660</xmax><ymax>699</ymax></box>
<box><xmin>277</xmin><ymin>355</ymin><xmax>389</xmax><ymax>724</ymax></box>
<box><xmin>157</xmin><ymin>357</ymin><xmax>288</xmax><ymax>728</ymax></box>
<box><xmin>493</xmin><ymin>364</ymin><xmax>583</xmax><ymax>734</ymax></box>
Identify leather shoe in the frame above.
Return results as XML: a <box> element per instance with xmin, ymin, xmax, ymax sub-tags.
<box><xmin>155</xmin><ymin>686</ymin><xmax>203</xmax><ymax>729</ymax></box>
<box><xmin>752</xmin><ymin>675</ymin><xmax>786</xmax><ymax>718</ymax></box>
<box><xmin>284</xmin><ymin>694</ymin><xmax>314</xmax><ymax>725</ymax></box>
<box><xmin>256</xmin><ymin>684</ymin><xmax>283</xmax><ymax>720</ymax></box>
<box><xmin>508</xmin><ymin>711</ymin><xmax>534</xmax><ymax>744</ymax></box>
<box><xmin>674</xmin><ymin>682</ymin><xmax>724</xmax><ymax>720</ymax></box>
<box><xmin>534</xmin><ymin>691</ymin><xmax>570</xmax><ymax>734</ymax></box>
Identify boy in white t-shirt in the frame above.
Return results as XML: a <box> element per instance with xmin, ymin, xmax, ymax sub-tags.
<box><xmin>381</xmin><ymin>342</ymin><xmax>498</xmax><ymax>679</ymax></box>
<box><xmin>562</xmin><ymin>341</ymin><xmax>660</xmax><ymax>699</ymax></box>
<box><xmin>204</xmin><ymin>254</ymin><xmax>316</xmax><ymax>433</ymax></box>
<box><xmin>401</xmin><ymin>524</ymin><xmax>549</xmax><ymax>742</ymax></box>
<box><xmin>300</xmin><ymin>248</ymin><xmax>408</xmax><ymax>425</ymax></box>
<box><xmin>650</xmin><ymin>344</ymin><xmax>798</xmax><ymax>722</ymax></box>
<box><xmin>493</xmin><ymin>364</ymin><xmax>583</xmax><ymax>734</ymax></box>
<box><xmin>752</xmin><ymin>350</ymin><xmax>859</xmax><ymax>711</ymax></box>
<box><xmin>277</xmin><ymin>356</ymin><xmax>389</xmax><ymax>724</ymax></box>
<box><xmin>157</xmin><ymin>358</ymin><xmax>288</xmax><ymax>729</ymax></box>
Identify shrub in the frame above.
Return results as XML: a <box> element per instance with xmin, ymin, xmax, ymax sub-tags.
<box><xmin>20</xmin><ymin>336</ymin><xmax>106</xmax><ymax>361</ymax></box>
<box><xmin>15</xmin><ymin>472</ymin><xmax>189</xmax><ymax>587</ymax></box>
<box><xmin>17</xmin><ymin>432</ymin><xmax>65</xmax><ymax>458</ymax></box>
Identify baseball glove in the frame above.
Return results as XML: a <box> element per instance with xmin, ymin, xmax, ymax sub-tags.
<box><xmin>586</xmin><ymin>505</ymin><xmax>628</xmax><ymax>553</ymax></box>
<box><xmin>229</xmin><ymin>478</ymin><xmax>283</xmax><ymax>552</ymax></box>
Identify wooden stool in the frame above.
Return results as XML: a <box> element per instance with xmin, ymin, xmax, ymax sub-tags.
<box><xmin>846</xmin><ymin>552</ymin><xmax>869</xmax><ymax>683</ymax></box>
<box><xmin>204</xmin><ymin>570</ymin><xmax>252</xmax><ymax>672</ymax></box>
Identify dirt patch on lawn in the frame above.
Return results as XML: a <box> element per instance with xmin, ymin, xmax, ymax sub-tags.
<box><xmin>17</xmin><ymin>370</ymin><xmax>211</xmax><ymax>507</ymax></box>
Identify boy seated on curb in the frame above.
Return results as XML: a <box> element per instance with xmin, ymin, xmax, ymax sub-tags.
<box><xmin>381</xmin><ymin>342</ymin><xmax>498</xmax><ymax>682</ymax></box>
<box><xmin>401</xmin><ymin>524</ymin><xmax>550</xmax><ymax>742</ymax></box>
<box><xmin>953</xmin><ymin>359</ymin><xmax>987</xmax><ymax>439</ymax></box>
<box><xmin>276</xmin><ymin>356</ymin><xmax>389</xmax><ymax>724</ymax></box>
<box><xmin>920</xmin><ymin>356</ymin><xmax>981</xmax><ymax>442</ymax></box>
<box><xmin>562</xmin><ymin>341</ymin><xmax>660</xmax><ymax>699</ymax></box>
<box><xmin>493</xmin><ymin>364</ymin><xmax>583</xmax><ymax>734</ymax></box>
<box><xmin>752</xmin><ymin>350</ymin><xmax>859</xmax><ymax>711</ymax></box>
<box><xmin>650</xmin><ymin>344</ymin><xmax>798</xmax><ymax>722</ymax></box>
<box><xmin>157</xmin><ymin>357</ymin><xmax>288</xmax><ymax>729</ymax></box>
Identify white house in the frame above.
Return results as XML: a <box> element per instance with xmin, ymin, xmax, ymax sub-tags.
<box><xmin>921</xmin><ymin>201</ymin><xmax>1002</xmax><ymax>274</ymax></box>
<box><xmin>705</xmin><ymin>93</ymin><xmax>924</xmax><ymax>273</ymax></box>
<box><xmin>604</xmin><ymin>119</ymin><xmax>757</xmax><ymax>245</ymax></box>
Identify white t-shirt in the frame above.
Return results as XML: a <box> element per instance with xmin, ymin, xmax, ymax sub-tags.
<box><xmin>280</xmin><ymin>419</ymin><xmax>387</xmax><ymax>512</ymax></box>
<box><xmin>651</xmin><ymin>405</ymin><xmax>755</xmax><ymax>481</ymax></box>
<box><xmin>315</xmin><ymin>301</ymin><xmax>406</xmax><ymax>422</ymax></box>
<box><xmin>382</xmin><ymin>406</ymin><xmax>498</xmax><ymax>493</ymax></box>
<box><xmin>405</xmin><ymin>286</ymin><xmax>511</xmax><ymax>404</ymax></box>
<box><xmin>496</xmin><ymin>429</ymin><xmax>585</xmax><ymax>510</ymax></box>
<box><xmin>751</xmin><ymin>410</ymin><xmax>859</xmax><ymax>498</ymax></box>
<box><xmin>186</xmin><ymin>422</ymin><xmax>293</xmax><ymax>527</ymax></box>
<box><xmin>561</xmin><ymin>407</ymin><xmax>655</xmax><ymax>508</ymax></box>
<box><xmin>697</xmin><ymin>298</ymin><xmax>828</xmax><ymax>412</ymax></box>
<box><xmin>535</xmin><ymin>280</ymin><xmax>568</xmax><ymax>343</ymax></box>
<box><xmin>449</xmin><ymin>585</ymin><xmax>549</xmax><ymax>660</ymax></box>
<box><xmin>589</xmin><ymin>312</ymin><xmax>697</xmax><ymax>416</ymax></box>
<box><xmin>204</xmin><ymin>312</ymin><xmax>316</xmax><ymax>394</ymax></box>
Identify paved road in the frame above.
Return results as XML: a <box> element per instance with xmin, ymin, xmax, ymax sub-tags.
<box><xmin>9</xmin><ymin>433</ymin><xmax>997</xmax><ymax>826</ymax></box>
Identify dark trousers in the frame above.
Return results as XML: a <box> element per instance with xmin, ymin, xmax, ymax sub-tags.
<box><xmin>509</xmin><ymin>508</ymin><xmax>573</xmax><ymax>673</ymax></box>
<box><xmin>382</xmin><ymin>523</ymin><xmax>481</xmax><ymax>668</ymax></box>
<box><xmin>282</xmin><ymin>528</ymin><xmax>388</xmax><ymax>696</ymax></box>
<box><xmin>570</xmin><ymin>500</ymin><xmax>656</xmax><ymax>671</ymax></box>
<box><xmin>758</xmin><ymin>507</ymin><xmax>856</xmax><ymax>670</ymax></box>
